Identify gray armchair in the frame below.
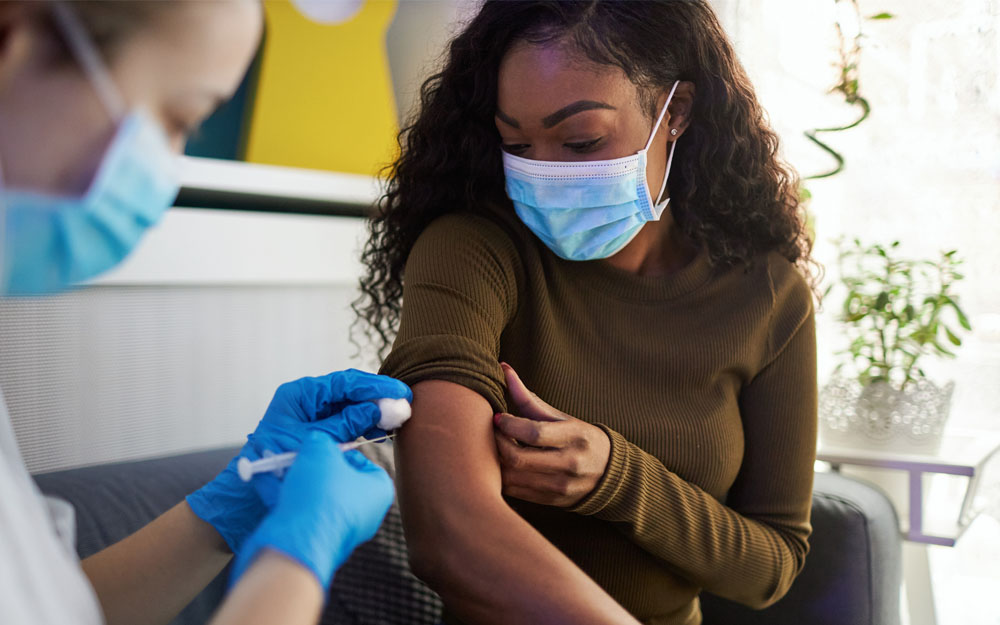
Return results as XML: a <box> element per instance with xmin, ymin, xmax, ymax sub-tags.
<box><xmin>700</xmin><ymin>471</ymin><xmax>902</xmax><ymax>625</ymax></box>
<box><xmin>34</xmin><ymin>448</ymin><xmax>901</xmax><ymax>625</ymax></box>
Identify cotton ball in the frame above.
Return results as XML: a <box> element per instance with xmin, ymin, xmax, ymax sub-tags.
<box><xmin>376</xmin><ymin>397</ymin><xmax>411</xmax><ymax>431</ymax></box>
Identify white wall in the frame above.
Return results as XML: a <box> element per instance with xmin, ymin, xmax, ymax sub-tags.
<box><xmin>0</xmin><ymin>208</ymin><xmax>372</xmax><ymax>474</ymax></box>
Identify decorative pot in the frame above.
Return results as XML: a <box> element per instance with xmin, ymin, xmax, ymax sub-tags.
<box><xmin>818</xmin><ymin>376</ymin><xmax>955</xmax><ymax>453</ymax></box>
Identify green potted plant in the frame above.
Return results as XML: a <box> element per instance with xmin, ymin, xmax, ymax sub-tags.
<box><xmin>819</xmin><ymin>238</ymin><xmax>972</xmax><ymax>451</ymax></box>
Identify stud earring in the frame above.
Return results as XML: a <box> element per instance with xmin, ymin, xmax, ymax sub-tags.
<box><xmin>670</xmin><ymin>128</ymin><xmax>679</xmax><ymax>136</ymax></box>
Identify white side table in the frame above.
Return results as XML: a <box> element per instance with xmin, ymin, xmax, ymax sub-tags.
<box><xmin>817</xmin><ymin>431</ymin><xmax>1000</xmax><ymax>625</ymax></box>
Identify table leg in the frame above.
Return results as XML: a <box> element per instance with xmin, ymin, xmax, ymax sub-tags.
<box><xmin>909</xmin><ymin>469</ymin><xmax>924</xmax><ymax>540</ymax></box>
<box><xmin>957</xmin><ymin>470</ymin><xmax>982</xmax><ymax>528</ymax></box>
<box><xmin>904</xmin><ymin>542</ymin><xmax>938</xmax><ymax>625</ymax></box>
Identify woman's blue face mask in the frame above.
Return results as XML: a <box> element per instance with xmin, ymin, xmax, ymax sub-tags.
<box><xmin>502</xmin><ymin>81</ymin><xmax>681</xmax><ymax>262</ymax></box>
<box><xmin>0</xmin><ymin>2</ymin><xmax>179</xmax><ymax>296</ymax></box>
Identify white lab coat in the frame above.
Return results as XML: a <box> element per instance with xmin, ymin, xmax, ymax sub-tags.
<box><xmin>0</xmin><ymin>390</ymin><xmax>105</xmax><ymax>624</ymax></box>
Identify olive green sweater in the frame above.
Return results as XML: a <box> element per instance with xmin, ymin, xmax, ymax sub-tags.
<box><xmin>381</xmin><ymin>211</ymin><xmax>817</xmax><ymax>625</ymax></box>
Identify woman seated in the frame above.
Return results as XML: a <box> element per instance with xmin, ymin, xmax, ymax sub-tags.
<box><xmin>356</xmin><ymin>1</ymin><xmax>818</xmax><ymax>623</ymax></box>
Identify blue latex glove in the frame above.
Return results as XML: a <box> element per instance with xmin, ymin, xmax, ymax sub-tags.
<box><xmin>186</xmin><ymin>369</ymin><xmax>411</xmax><ymax>552</ymax></box>
<box><xmin>231</xmin><ymin>430</ymin><xmax>395</xmax><ymax>590</ymax></box>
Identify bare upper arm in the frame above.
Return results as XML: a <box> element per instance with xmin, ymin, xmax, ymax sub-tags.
<box><xmin>393</xmin><ymin>380</ymin><xmax>641</xmax><ymax>625</ymax></box>
<box><xmin>394</xmin><ymin>380</ymin><xmax>503</xmax><ymax>544</ymax></box>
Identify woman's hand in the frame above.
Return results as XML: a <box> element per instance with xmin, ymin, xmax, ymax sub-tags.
<box><xmin>493</xmin><ymin>363</ymin><xmax>610</xmax><ymax>508</ymax></box>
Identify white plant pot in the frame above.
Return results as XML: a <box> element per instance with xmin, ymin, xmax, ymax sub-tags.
<box><xmin>819</xmin><ymin>377</ymin><xmax>955</xmax><ymax>453</ymax></box>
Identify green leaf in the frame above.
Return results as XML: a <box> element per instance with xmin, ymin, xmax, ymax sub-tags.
<box><xmin>868</xmin><ymin>12</ymin><xmax>895</xmax><ymax>19</ymax></box>
<box><xmin>944</xmin><ymin>326</ymin><xmax>962</xmax><ymax>346</ymax></box>
<box><xmin>943</xmin><ymin>296</ymin><xmax>972</xmax><ymax>330</ymax></box>
<box><xmin>932</xmin><ymin>341</ymin><xmax>956</xmax><ymax>358</ymax></box>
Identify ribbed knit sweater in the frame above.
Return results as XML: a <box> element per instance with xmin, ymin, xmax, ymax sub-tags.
<box><xmin>380</xmin><ymin>211</ymin><xmax>818</xmax><ymax>625</ymax></box>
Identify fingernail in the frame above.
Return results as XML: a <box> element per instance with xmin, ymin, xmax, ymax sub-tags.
<box><xmin>493</xmin><ymin>413</ymin><xmax>502</xmax><ymax>426</ymax></box>
<box><xmin>500</xmin><ymin>362</ymin><xmax>511</xmax><ymax>370</ymax></box>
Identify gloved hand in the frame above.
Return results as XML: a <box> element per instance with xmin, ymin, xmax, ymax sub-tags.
<box><xmin>231</xmin><ymin>430</ymin><xmax>395</xmax><ymax>590</ymax></box>
<box><xmin>186</xmin><ymin>369</ymin><xmax>411</xmax><ymax>552</ymax></box>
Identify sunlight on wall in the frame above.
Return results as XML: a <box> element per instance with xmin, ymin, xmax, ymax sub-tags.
<box><xmin>717</xmin><ymin>0</ymin><xmax>1000</xmax><ymax>430</ymax></box>
<box><xmin>714</xmin><ymin>3</ymin><xmax>1000</xmax><ymax>623</ymax></box>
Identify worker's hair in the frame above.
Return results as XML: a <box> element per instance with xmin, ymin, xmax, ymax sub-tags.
<box><xmin>32</xmin><ymin>1</ymin><xmax>173</xmax><ymax>63</ymax></box>
<box><xmin>355</xmin><ymin>0</ymin><xmax>817</xmax><ymax>357</ymax></box>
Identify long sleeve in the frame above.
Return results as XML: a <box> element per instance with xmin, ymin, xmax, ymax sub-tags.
<box><xmin>568</xmin><ymin>281</ymin><xmax>817</xmax><ymax>609</ymax></box>
<box><xmin>379</xmin><ymin>213</ymin><xmax>522</xmax><ymax>413</ymax></box>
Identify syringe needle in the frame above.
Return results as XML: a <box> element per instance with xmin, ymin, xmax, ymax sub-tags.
<box><xmin>338</xmin><ymin>432</ymin><xmax>396</xmax><ymax>451</ymax></box>
<box><xmin>237</xmin><ymin>433</ymin><xmax>396</xmax><ymax>481</ymax></box>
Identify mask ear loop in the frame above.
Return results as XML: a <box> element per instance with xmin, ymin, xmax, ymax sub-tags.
<box><xmin>654</xmin><ymin>138</ymin><xmax>679</xmax><ymax>209</ymax></box>
<box><xmin>49</xmin><ymin>2</ymin><xmax>126</xmax><ymax>121</ymax></box>
<box><xmin>644</xmin><ymin>81</ymin><xmax>681</xmax><ymax>209</ymax></box>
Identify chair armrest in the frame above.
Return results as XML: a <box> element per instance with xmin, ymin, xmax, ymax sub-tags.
<box><xmin>701</xmin><ymin>471</ymin><xmax>902</xmax><ymax>625</ymax></box>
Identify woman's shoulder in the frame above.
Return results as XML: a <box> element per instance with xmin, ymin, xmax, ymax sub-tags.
<box><xmin>406</xmin><ymin>210</ymin><xmax>526</xmax><ymax>290</ymax></box>
<box><xmin>713</xmin><ymin>250</ymin><xmax>815</xmax><ymax>367</ymax></box>
<box><xmin>716</xmin><ymin>249</ymin><xmax>812</xmax><ymax>311</ymax></box>
<box><xmin>413</xmin><ymin>211</ymin><xmax>521</xmax><ymax>261</ymax></box>
<box><xmin>759</xmin><ymin>251</ymin><xmax>814</xmax><ymax>312</ymax></box>
<box><xmin>753</xmin><ymin>250</ymin><xmax>816</xmax><ymax>363</ymax></box>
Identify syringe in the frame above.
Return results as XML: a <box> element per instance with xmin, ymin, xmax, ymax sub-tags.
<box><xmin>237</xmin><ymin>397</ymin><xmax>411</xmax><ymax>482</ymax></box>
<box><xmin>237</xmin><ymin>433</ymin><xmax>396</xmax><ymax>482</ymax></box>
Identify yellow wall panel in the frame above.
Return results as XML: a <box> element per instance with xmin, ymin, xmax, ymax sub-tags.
<box><xmin>245</xmin><ymin>0</ymin><xmax>399</xmax><ymax>176</ymax></box>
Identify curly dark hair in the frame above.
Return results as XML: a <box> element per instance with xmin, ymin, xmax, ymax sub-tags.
<box><xmin>355</xmin><ymin>0</ymin><xmax>815</xmax><ymax>357</ymax></box>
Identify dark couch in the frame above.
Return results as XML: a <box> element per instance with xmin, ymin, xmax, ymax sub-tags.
<box><xmin>34</xmin><ymin>447</ymin><xmax>902</xmax><ymax>625</ymax></box>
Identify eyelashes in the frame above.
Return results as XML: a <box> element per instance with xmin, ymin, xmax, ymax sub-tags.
<box><xmin>564</xmin><ymin>138</ymin><xmax>602</xmax><ymax>153</ymax></box>
<box><xmin>502</xmin><ymin>143</ymin><xmax>530</xmax><ymax>155</ymax></box>
<box><xmin>501</xmin><ymin>137</ymin><xmax>605</xmax><ymax>156</ymax></box>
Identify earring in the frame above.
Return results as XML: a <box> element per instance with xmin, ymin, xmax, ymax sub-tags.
<box><xmin>670</xmin><ymin>128</ymin><xmax>679</xmax><ymax>136</ymax></box>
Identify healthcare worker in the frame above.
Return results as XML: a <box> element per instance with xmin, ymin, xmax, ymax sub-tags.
<box><xmin>0</xmin><ymin>2</ymin><xmax>408</xmax><ymax>625</ymax></box>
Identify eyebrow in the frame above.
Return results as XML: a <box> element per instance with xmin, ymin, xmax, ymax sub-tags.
<box><xmin>495</xmin><ymin>108</ymin><xmax>521</xmax><ymax>129</ymax></box>
<box><xmin>495</xmin><ymin>100</ymin><xmax>617</xmax><ymax>131</ymax></box>
<box><xmin>542</xmin><ymin>100</ymin><xmax>616</xmax><ymax>128</ymax></box>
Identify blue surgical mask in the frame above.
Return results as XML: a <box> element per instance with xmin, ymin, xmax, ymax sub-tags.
<box><xmin>0</xmin><ymin>2</ymin><xmax>179</xmax><ymax>296</ymax></box>
<box><xmin>502</xmin><ymin>81</ymin><xmax>681</xmax><ymax>262</ymax></box>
